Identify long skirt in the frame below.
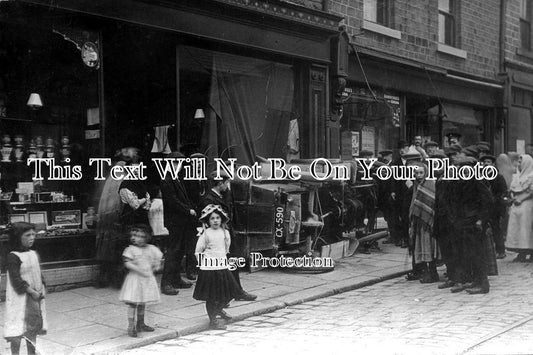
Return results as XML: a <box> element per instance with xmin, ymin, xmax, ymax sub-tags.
<box><xmin>506</xmin><ymin>198</ymin><xmax>533</xmax><ymax>251</ymax></box>
<box><xmin>411</xmin><ymin>221</ymin><xmax>440</xmax><ymax>264</ymax></box>
<box><xmin>193</xmin><ymin>269</ymin><xmax>241</xmax><ymax>303</ymax></box>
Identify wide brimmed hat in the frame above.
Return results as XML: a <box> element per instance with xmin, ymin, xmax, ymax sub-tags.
<box><xmin>199</xmin><ymin>204</ymin><xmax>229</xmax><ymax>223</ymax></box>
<box><xmin>379</xmin><ymin>149</ymin><xmax>393</xmax><ymax>156</ymax></box>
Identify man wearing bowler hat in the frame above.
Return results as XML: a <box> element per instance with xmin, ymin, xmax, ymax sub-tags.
<box><xmin>160</xmin><ymin>151</ymin><xmax>196</xmax><ymax>295</ymax></box>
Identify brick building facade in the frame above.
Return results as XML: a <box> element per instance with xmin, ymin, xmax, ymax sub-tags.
<box><xmin>324</xmin><ymin>0</ymin><xmax>506</xmax><ymax>156</ymax></box>
<box><xmin>503</xmin><ymin>0</ymin><xmax>533</xmax><ymax>154</ymax></box>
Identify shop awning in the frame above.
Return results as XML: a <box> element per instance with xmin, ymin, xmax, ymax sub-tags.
<box><xmin>441</xmin><ymin>103</ymin><xmax>479</xmax><ymax>126</ymax></box>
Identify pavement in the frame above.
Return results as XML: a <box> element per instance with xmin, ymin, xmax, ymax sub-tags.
<box><xmin>0</xmin><ymin>243</ymin><xmax>411</xmax><ymax>355</ymax></box>
<box><xmin>124</xmin><ymin>251</ymin><xmax>533</xmax><ymax>355</ymax></box>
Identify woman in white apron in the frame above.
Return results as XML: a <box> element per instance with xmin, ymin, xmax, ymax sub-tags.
<box><xmin>3</xmin><ymin>222</ymin><xmax>47</xmax><ymax>355</ymax></box>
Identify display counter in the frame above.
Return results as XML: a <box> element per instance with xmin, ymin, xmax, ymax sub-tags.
<box><xmin>0</xmin><ymin>199</ymin><xmax>98</xmax><ymax>297</ymax></box>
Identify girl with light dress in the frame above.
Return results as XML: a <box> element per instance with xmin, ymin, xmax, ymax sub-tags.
<box><xmin>119</xmin><ymin>224</ymin><xmax>162</xmax><ymax>337</ymax></box>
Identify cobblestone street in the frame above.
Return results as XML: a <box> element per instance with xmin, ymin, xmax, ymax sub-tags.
<box><xmin>125</xmin><ymin>256</ymin><xmax>533</xmax><ymax>355</ymax></box>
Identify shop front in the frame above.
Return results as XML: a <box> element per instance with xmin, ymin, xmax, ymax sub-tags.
<box><xmin>343</xmin><ymin>49</ymin><xmax>504</xmax><ymax>157</ymax></box>
<box><xmin>0</xmin><ymin>0</ymin><xmax>343</xmax><ymax>291</ymax></box>
<box><xmin>505</xmin><ymin>64</ymin><xmax>533</xmax><ymax>153</ymax></box>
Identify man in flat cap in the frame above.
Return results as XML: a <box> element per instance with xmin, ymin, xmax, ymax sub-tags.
<box><xmin>424</xmin><ymin>141</ymin><xmax>439</xmax><ymax>157</ymax></box>
<box><xmin>445</xmin><ymin>144</ymin><xmax>464</xmax><ymax>164</ymax></box>
<box><xmin>462</xmin><ymin>145</ymin><xmax>480</xmax><ymax>159</ymax></box>
<box><xmin>378</xmin><ymin>150</ymin><xmax>393</xmax><ymax>165</ymax></box>
<box><xmin>411</xmin><ymin>135</ymin><xmax>428</xmax><ymax>159</ymax></box>
<box><xmin>476</xmin><ymin>141</ymin><xmax>491</xmax><ymax>156</ymax></box>
<box><xmin>446</xmin><ymin>131</ymin><xmax>462</xmax><ymax>146</ymax></box>
<box><xmin>160</xmin><ymin>151</ymin><xmax>196</xmax><ymax>295</ymax></box>
<box><xmin>359</xmin><ymin>150</ymin><xmax>374</xmax><ymax>158</ymax></box>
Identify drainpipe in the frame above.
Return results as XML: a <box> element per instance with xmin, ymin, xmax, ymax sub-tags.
<box><xmin>499</xmin><ymin>0</ymin><xmax>508</xmax><ymax>153</ymax></box>
<box><xmin>499</xmin><ymin>0</ymin><xmax>506</xmax><ymax>73</ymax></box>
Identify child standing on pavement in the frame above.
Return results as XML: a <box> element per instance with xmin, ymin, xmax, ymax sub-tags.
<box><xmin>193</xmin><ymin>204</ymin><xmax>241</xmax><ymax>330</ymax></box>
<box><xmin>4</xmin><ymin>222</ymin><xmax>47</xmax><ymax>355</ymax></box>
<box><xmin>119</xmin><ymin>224</ymin><xmax>163</xmax><ymax>337</ymax></box>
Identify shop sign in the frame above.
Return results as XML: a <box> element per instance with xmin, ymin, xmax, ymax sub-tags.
<box><xmin>81</xmin><ymin>42</ymin><xmax>99</xmax><ymax>68</ymax></box>
<box><xmin>517</xmin><ymin>139</ymin><xmax>526</xmax><ymax>154</ymax></box>
<box><xmin>85</xmin><ymin>129</ymin><xmax>100</xmax><ymax>139</ymax></box>
<box><xmin>351</xmin><ymin>131</ymin><xmax>360</xmax><ymax>157</ymax></box>
<box><xmin>384</xmin><ymin>94</ymin><xmax>401</xmax><ymax>127</ymax></box>
<box><xmin>361</xmin><ymin>126</ymin><xmax>375</xmax><ymax>153</ymax></box>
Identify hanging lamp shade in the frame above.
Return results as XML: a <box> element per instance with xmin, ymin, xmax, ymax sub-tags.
<box><xmin>194</xmin><ymin>108</ymin><xmax>205</xmax><ymax>119</ymax></box>
<box><xmin>27</xmin><ymin>93</ymin><xmax>43</xmax><ymax>109</ymax></box>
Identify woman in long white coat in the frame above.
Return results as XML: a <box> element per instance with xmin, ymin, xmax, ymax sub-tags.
<box><xmin>506</xmin><ymin>155</ymin><xmax>533</xmax><ymax>261</ymax></box>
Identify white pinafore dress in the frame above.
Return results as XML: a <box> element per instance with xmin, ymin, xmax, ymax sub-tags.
<box><xmin>4</xmin><ymin>250</ymin><xmax>47</xmax><ymax>338</ymax></box>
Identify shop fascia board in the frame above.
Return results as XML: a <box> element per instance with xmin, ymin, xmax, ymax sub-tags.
<box><xmin>346</xmin><ymin>50</ymin><xmax>501</xmax><ymax>107</ymax></box>
<box><xmin>349</xmin><ymin>45</ymin><xmax>447</xmax><ymax>75</ymax></box>
<box><xmin>136</xmin><ymin>0</ymin><xmax>343</xmax><ymax>36</ymax></box>
<box><xmin>15</xmin><ymin>0</ymin><xmax>337</xmax><ymax>63</ymax></box>
<box><xmin>351</xmin><ymin>45</ymin><xmax>503</xmax><ymax>89</ymax></box>
<box><xmin>505</xmin><ymin>59</ymin><xmax>533</xmax><ymax>75</ymax></box>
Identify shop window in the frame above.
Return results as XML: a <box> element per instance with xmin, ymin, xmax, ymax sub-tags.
<box><xmin>0</xmin><ymin>21</ymin><xmax>99</xmax><ymax>203</ymax></box>
<box><xmin>521</xmin><ymin>0</ymin><xmax>533</xmax><ymax>51</ymax></box>
<box><xmin>178</xmin><ymin>46</ymin><xmax>297</xmax><ymax>164</ymax></box>
<box><xmin>512</xmin><ymin>87</ymin><xmax>533</xmax><ymax>107</ymax></box>
<box><xmin>364</xmin><ymin>0</ymin><xmax>391</xmax><ymax>27</ymax></box>
<box><xmin>341</xmin><ymin>87</ymin><xmax>400</xmax><ymax>156</ymax></box>
<box><xmin>438</xmin><ymin>0</ymin><xmax>456</xmax><ymax>46</ymax></box>
<box><xmin>441</xmin><ymin>103</ymin><xmax>483</xmax><ymax>147</ymax></box>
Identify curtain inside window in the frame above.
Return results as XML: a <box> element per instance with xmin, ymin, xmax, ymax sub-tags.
<box><xmin>202</xmin><ymin>50</ymin><xmax>294</xmax><ymax>164</ymax></box>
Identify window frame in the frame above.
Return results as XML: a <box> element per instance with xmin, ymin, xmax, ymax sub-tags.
<box><xmin>364</xmin><ymin>0</ymin><xmax>392</xmax><ymax>28</ymax></box>
<box><xmin>438</xmin><ymin>0</ymin><xmax>456</xmax><ymax>47</ymax></box>
<box><xmin>521</xmin><ymin>0</ymin><xmax>533</xmax><ymax>51</ymax></box>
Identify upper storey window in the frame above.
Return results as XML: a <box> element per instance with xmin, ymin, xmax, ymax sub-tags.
<box><xmin>364</xmin><ymin>0</ymin><xmax>391</xmax><ymax>27</ymax></box>
<box><xmin>521</xmin><ymin>0</ymin><xmax>533</xmax><ymax>51</ymax></box>
<box><xmin>438</xmin><ymin>0</ymin><xmax>456</xmax><ymax>46</ymax></box>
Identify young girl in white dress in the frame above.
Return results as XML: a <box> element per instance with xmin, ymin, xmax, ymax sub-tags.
<box><xmin>119</xmin><ymin>224</ymin><xmax>163</xmax><ymax>337</ymax></box>
<box><xmin>4</xmin><ymin>222</ymin><xmax>47</xmax><ymax>355</ymax></box>
<box><xmin>193</xmin><ymin>204</ymin><xmax>241</xmax><ymax>330</ymax></box>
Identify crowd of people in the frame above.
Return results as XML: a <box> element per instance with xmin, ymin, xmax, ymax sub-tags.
<box><xmin>368</xmin><ymin>134</ymin><xmax>533</xmax><ymax>295</ymax></box>
<box><xmin>3</xmin><ymin>147</ymin><xmax>260</xmax><ymax>354</ymax></box>
<box><xmin>3</xmin><ymin>138</ymin><xmax>533</xmax><ymax>353</ymax></box>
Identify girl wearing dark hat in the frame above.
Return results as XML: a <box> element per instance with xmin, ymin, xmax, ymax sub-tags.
<box><xmin>193</xmin><ymin>204</ymin><xmax>241</xmax><ymax>330</ymax></box>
